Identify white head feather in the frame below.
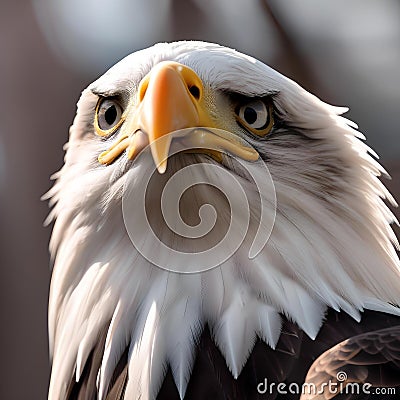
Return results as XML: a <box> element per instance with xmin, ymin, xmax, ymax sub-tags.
<box><xmin>45</xmin><ymin>41</ymin><xmax>400</xmax><ymax>400</ymax></box>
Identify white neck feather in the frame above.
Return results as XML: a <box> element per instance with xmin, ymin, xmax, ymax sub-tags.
<box><xmin>46</xmin><ymin>41</ymin><xmax>400</xmax><ymax>400</ymax></box>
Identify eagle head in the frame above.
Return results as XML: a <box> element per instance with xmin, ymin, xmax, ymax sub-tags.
<box><xmin>46</xmin><ymin>41</ymin><xmax>400</xmax><ymax>399</ymax></box>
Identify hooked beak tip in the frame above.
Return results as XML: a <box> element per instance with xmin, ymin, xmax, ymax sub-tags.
<box><xmin>157</xmin><ymin>162</ymin><xmax>167</xmax><ymax>174</ymax></box>
<box><xmin>149</xmin><ymin>134</ymin><xmax>172</xmax><ymax>174</ymax></box>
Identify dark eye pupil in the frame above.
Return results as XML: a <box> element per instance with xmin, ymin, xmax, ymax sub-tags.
<box><xmin>105</xmin><ymin>105</ymin><xmax>117</xmax><ymax>125</ymax></box>
<box><xmin>244</xmin><ymin>107</ymin><xmax>257</xmax><ymax>124</ymax></box>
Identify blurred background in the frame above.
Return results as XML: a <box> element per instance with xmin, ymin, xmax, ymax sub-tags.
<box><xmin>1</xmin><ymin>0</ymin><xmax>399</xmax><ymax>398</ymax></box>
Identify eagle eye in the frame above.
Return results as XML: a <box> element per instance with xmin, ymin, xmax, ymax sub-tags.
<box><xmin>95</xmin><ymin>98</ymin><xmax>124</xmax><ymax>136</ymax></box>
<box><xmin>236</xmin><ymin>98</ymin><xmax>274</xmax><ymax>137</ymax></box>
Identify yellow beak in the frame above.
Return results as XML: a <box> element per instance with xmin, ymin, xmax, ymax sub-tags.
<box><xmin>135</xmin><ymin>61</ymin><xmax>213</xmax><ymax>173</ymax></box>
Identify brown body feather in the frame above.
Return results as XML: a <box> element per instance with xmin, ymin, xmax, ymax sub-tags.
<box><xmin>67</xmin><ymin>309</ymin><xmax>400</xmax><ymax>399</ymax></box>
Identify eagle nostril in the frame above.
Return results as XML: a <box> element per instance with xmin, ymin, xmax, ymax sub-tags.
<box><xmin>189</xmin><ymin>85</ymin><xmax>201</xmax><ymax>100</ymax></box>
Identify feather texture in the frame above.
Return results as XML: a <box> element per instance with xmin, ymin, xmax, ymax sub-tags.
<box><xmin>46</xmin><ymin>41</ymin><xmax>400</xmax><ymax>399</ymax></box>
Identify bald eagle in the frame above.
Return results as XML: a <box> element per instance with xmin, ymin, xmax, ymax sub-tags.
<box><xmin>45</xmin><ymin>41</ymin><xmax>400</xmax><ymax>400</ymax></box>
